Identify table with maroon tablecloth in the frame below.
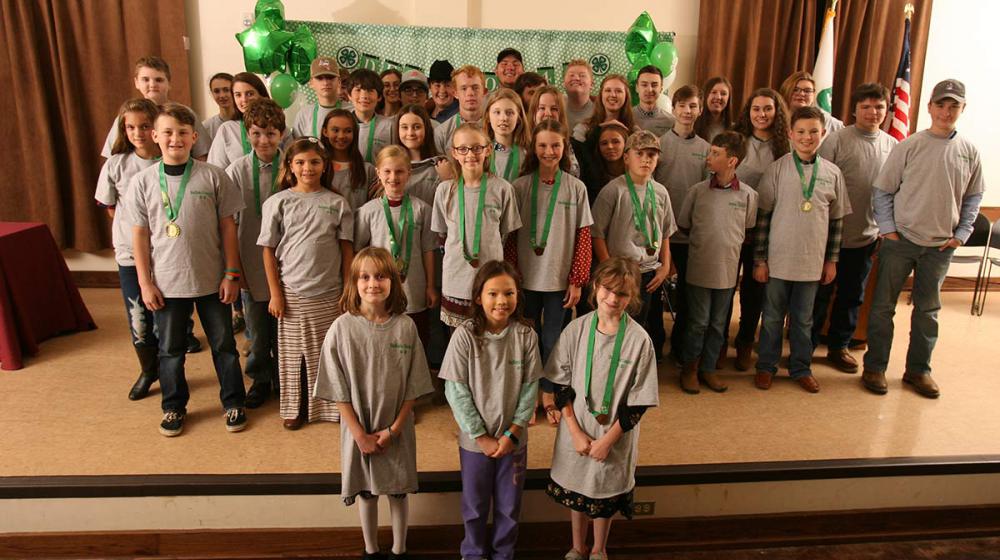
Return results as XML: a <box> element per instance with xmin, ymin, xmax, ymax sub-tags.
<box><xmin>0</xmin><ymin>222</ymin><xmax>96</xmax><ymax>370</ymax></box>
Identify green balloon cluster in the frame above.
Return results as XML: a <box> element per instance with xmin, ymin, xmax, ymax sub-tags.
<box><xmin>235</xmin><ymin>0</ymin><xmax>318</xmax><ymax>106</ymax></box>
<box><xmin>625</xmin><ymin>12</ymin><xmax>678</xmax><ymax>102</ymax></box>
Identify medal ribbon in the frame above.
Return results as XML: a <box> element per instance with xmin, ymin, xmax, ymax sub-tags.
<box><xmin>364</xmin><ymin>116</ymin><xmax>378</xmax><ymax>163</ymax></box>
<box><xmin>529</xmin><ymin>170</ymin><xmax>562</xmax><ymax>251</ymax></box>
<box><xmin>624</xmin><ymin>174</ymin><xmax>659</xmax><ymax>251</ymax></box>
<box><xmin>311</xmin><ymin>101</ymin><xmax>340</xmax><ymax>138</ymax></box>
<box><xmin>239</xmin><ymin>122</ymin><xmax>251</xmax><ymax>155</ymax></box>
<box><xmin>458</xmin><ymin>175</ymin><xmax>488</xmax><ymax>263</ymax></box>
<box><xmin>490</xmin><ymin>145</ymin><xmax>521</xmax><ymax>182</ymax></box>
<box><xmin>792</xmin><ymin>152</ymin><xmax>820</xmax><ymax>202</ymax></box>
<box><xmin>157</xmin><ymin>159</ymin><xmax>194</xmax><ymax>223</ymax></box>
<box><xmin>381</xmin><ymin>195</ymin><xmax>414</xmax><ymax>275</ymax></box>
<box><xmin>584</xmin><ymin>312</ymin><xmax>628</xmax><ymax>418</ymax></box>
<box><xmin>252</xmin><ymin>152</ymin><xmax>278</xmax><ymax>216</ymax></box>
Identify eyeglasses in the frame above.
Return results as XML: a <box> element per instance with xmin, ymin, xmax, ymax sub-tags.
<box><xmin>792</xmin><ymin>87</ymin><xmax>816</xmax><ymax>95</ymax></box>
<box><xmin>400</xmin><ymin>86</ymin><xmax>424</xmax><ymax>94</ymax></box>
<box><xmin>452</xmin><ymin>144</ymin><xmax>488</xmax><ymax>155</ymax></box>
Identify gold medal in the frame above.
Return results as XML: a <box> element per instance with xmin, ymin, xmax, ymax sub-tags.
<box><xmin>801</xmin><ymin>200</ymin><xmax>813</xmax><ymax>212</ymax></box>
<box><xmin>595</xmin><ymin>413</ymin><xmax>610</xmax><ymax>425</ymax></box>
<box><xmin>645</xmin><ymin>247</ymin><xmax>656</xmax><ymax>255</ymax></box>
<box><xmin>395</xmin><ymin>258</ymin><xmax>405</xmax><ymax>272</ymax></box>
<box><xmin>470</xmin><ymin>258</ymin><xmax>480</xmax><ymax>268</ymax></box>
<box><xmin>534</xmin><ymin>247</ymin><xmax>545</xmax><ymax>256</ymax></box>
<box><xmin>166</xmin><ymin>222</ymin><xmax>181</xmax><ymax>238</ymax></box>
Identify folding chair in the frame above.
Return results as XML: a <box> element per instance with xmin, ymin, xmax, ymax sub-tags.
<box><xmin>973</xmin><ymin>218</ymin><xmax>1000</xmax><ymax>316</ymax></box>
<box><xmin>951</xmin><ymin>212</ymin><xmax>992</xmax><ymax>314</ymax></box>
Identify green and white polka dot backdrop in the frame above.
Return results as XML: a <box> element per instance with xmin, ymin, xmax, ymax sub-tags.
<box><xmin>287</xmin><ymin>20</ymin><xmax>674</xmax><ymax>104</ymax></box>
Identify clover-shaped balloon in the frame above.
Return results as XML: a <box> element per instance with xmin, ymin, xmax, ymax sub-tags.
<box><xmin>236</xmin><ymin>0</ymin><xmax>317</xmax><ymax>84</ymax></box>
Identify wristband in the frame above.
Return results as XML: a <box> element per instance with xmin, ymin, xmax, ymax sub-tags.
<box><xmin>503</xmin><ymin>429</ymin><xmax>520</xmax><ymax>446</ymax></box>
<box><xmin>225</xmin><ymin>268</ymin><xmax>242</xmax><ymax>274</ymax></box>
<box><xmin>386</xmin><ymin>426</ymin><xmax>395</xmax><ymax>439</ymax></box>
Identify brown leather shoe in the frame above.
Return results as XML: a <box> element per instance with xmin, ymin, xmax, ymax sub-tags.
<box><xmin>699</xmin><ymin>371</ymin><xmax>728</xmax><ymax>393</ymax></box>
<box><xmin>827</xmin><ymin>348</ymin><xmax>859</xmax><ymax>373</ymax></box>
<box><xmin>795</xmin><ymin>375</ymin><xmax>821</xmax><ymax>393</ymax></box>
<box><xmin>862</xmin><ymin>370</ymin><xmax>888</xmax><ymax>395</ymax></box>
<box><xmin>903</xmin><ymin>372</ymin><xmax>940</xmax><ymax>399</ymax></box>
<box><xmin>680</xmin><ymin>361</ymin><xmax>700</xmax><ymax>394</ymax></box>
<box><xmin>735</xmin><ymin>342</ymin><xmax>754</xmax><ymax>371</ymax></box>
<box><xmin>716</xmin><ymin>348</ymin><xmax>727</xmax><ymax>371</ymax></box>
<box><xmin>283</xmin><ymin>415</ymin><xmax>305</xmax><ymax>430</ymax></box>
<box><xmin>754</xmin><ymin>370</ymin><xmax>773</xmax><ymax>390</ymax></box>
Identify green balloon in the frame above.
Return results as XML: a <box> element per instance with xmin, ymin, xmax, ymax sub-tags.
<box><xmin>236</xmin><ymin>17</ymin><xmax>293</xmax><ymax>75</ymax></box>
<box><xmin>286</xmin><ymin>25</ymin><xmax>318</xmax><ymax>85</ymax></box>
<box><xmin>625</xmin><ymin>12</ymin><xmax>658</xmax><ymax>65</ymax></box>
<box><xmin>650</xmin><ymin>41</ymin><xmax>678</xmax><ymax>77</ymax></box>
<box><xmin>270</xmin><ymin>73</ymin><xmax>298</xmax><ymax>108</ymax></box>
<box><xmin>254</xmin><ymin>0</ymin><xmax>285</xmax><ymax>25</ymax></box>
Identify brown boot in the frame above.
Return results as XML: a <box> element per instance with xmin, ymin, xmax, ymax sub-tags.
<box><xmin>862</xmin><ymin>370</ymin><xmax>888</xmax><ymax>395</ymax></box>
<box><xmin>735</xmin><ymin>342</ymin><xmax>754</xmax><ymax>371</ymax></box>
<box><xmin>827</xmin><ymin>347</ymin><xmax>859</xmax><ymax>373</ymax></box>
<box><xmin>699</xmin><ymin>371</ymin><xmax>728</xmax><ymax>393</ymax></box>
<box><xmin>903</xmin><ymin>371</ymin><xmax>940</xmax><ymax>399</ymax></box>
<box><xmin>716</xmin><ymin>348</ymin><xmax>727</xmax><ymax>370</ymax></box>
<box><xmin>680</xmin><ymin>361</ymin><xmax>700</xmax><ymax>394</ymax></box>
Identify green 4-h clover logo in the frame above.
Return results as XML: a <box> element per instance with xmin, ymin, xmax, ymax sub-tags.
<box><xmin>337</xmin><ymin>46</ymin><xmax>359</xmax><ymax>69</ymax></box>
<box><xmin>590</xmin><ymin>54</ymin><xmax>610</xmax><ymax>76</ymax></box>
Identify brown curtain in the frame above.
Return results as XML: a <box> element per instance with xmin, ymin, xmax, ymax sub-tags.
<box><xmin>694</xmin><ymin>0</ymin><xmax>818</xmax><ymax>113</ymax></box>
<box><xmin>0</xmin><ymin>0</ymin><xmax>190</xmax><ymax>251</ymax></box>
<box><xmin>832</xmin><ymin>0</ymin><xmax>933</xmax><ymax>130</ymax></box>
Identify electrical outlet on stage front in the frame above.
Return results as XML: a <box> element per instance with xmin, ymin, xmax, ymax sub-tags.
<box><xmin>633</xmin><ymin>501</ymin><xmax>655</xmax><ymax>516</ymax></box>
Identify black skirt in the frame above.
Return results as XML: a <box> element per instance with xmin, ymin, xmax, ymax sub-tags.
<box><xmin>546</xmin><ymin>480</ymin><xmax>634</xmax><ymax>519</ymax></box>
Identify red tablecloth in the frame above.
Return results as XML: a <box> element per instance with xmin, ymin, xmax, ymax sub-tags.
<box><xmin>0</xmin><ymin>222</ymin><xmax>96</xmax><ymax>370</ymax></box>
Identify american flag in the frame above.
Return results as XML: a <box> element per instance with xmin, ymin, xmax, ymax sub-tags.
<box><xmin>888</xmin><ymin>17</ymin><xmax>912</xmax><ymax>141</ymax></box>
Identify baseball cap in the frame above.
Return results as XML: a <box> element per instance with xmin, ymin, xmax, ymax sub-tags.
<box><xmin>930</xmin><ymin>79</ymin><xmax>966</xmax><ymax>103</ymax></box>
<box><xmin>400</xmin><ymin>69</ymin><xmax>429</xmax><ymax>91</ymax></box>
<box><xmin>429</xmin><ymin>60</ymin><xmax>454</xmax><ymax>83</ymax></box>
<box><xmin>311</xmin><ymin>56</ymin><xmax>339</xmax><ymax>78</ymax></box>
<box><xmin>625</xmin><ymin>130</ymin><xmax>661</xmax><ymax>152</ymax></box>
<box><xmin>497</xmin><ymin>48</ymin><xmax>523</xmax><ymax>64</ymax></box>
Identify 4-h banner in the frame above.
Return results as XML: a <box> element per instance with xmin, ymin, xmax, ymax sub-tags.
<box><xmin>289</xmin><ymin>20</ymin><xmax>675</xmax><ymax>98</ymax></box>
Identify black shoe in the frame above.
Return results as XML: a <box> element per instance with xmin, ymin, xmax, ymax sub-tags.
<box><xmin>388</xmin><ymin>553</ymin><xmax>409</xmax><ymax>560</ymax></box>
<box><xmin>361</xmin><ymin>552</ymin><xmax>386</xmax><ymax>560</ymax></box>
<box><xmin>128</xmin><ymin>372</ymin><xmax>158</xmax><ymax>401</ymax></box>
<box><xmin>245</xmin><ymin>381</ymin><xmax>271</xmax><ymax>409</ymax></box>
<box><xmin>159</xmin><ymin>410</ymin><xmax>185</xmax><ymax>437</ymax></box>
<box><xmin>186</xmin><ymin>335</ymin><xmax>202</xmax><ymax>353</ymax></box>
<box><xmin>225</xmin><ymin>408</ymin><xmax>248</xmax><ymax>432</ymax></box>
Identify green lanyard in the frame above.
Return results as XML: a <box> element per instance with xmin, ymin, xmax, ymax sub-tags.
<box><xmin>239</xmin><ymin>122</ymin><xmax>251</xmax><ymax>155</ymax></box>
<box><xmin>381</xmin><ymin>195</ymin><xmax>414</xmax><ymax>276</ymax></box>
<box><xmin>157</xmin><ymin>159</ymin><xmax>194</xmax><ymax>223</ymax></box>
<box><xmin>311</xmin><ymin>101</ymin><xmax>340</xmax><ymax>137</ymax></box>
<box><xmin>252</xmin><ymin>152</ymin><xmax>277</xmax><ymax>216</ymax></box>
<box><xmin>458</xmin><ymin>174</ymin><xmax>488</xmax><ymax>266</ymax></box>
<box><xmin>490</xmin><ymin>145</ymin><xmax>521</xmax><ymax>182</ymax></box>
<box><xmin>454</xmin><ymin>114</ymin><xmax>462</xmax><ymax>128</ymax></box>
<box><xmin>364</xmin><ymin>116</ymin><xmax>378</xmax><ymax>164</ymax></box>
<box><xmin>529</xmin><ymin>170</ymin><xmax>562</xmax><ymax>254</ymax></box>
<box><xmin>624</xmin><ymin>174</ymin><xmax>660</xmax><ymax>252</ymax></box>
<box><xmin>792</xmin><ymin>152</ymin><xmax>820</xmax><ymax>202</ymax></box>
<box><xmin>584</xmin><ymin>312</ymin><xmax>628</xmax><ymax>422</ymax></box>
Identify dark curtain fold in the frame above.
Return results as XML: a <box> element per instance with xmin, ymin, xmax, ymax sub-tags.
<box><xmin>694</xmin><ymin>0</ymin><xmax>818</xmax><ymax>112</ymax></box>
<box><xmin>0</xmin><ymin>0</ymin><xmax>190</xmax><ymax>251</ymax></box>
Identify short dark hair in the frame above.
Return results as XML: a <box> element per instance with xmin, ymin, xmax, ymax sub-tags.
<box><xmin>672</xmin><ymin>84</ymin><xmax>702</xmax><ymax>105</ymax></box>
<box><xmin>637</xmin><ymin>65</ymin><xmax>662</xmax><ymax>79</ymax></box>
<box><xmin>513</xmin><ymin>72</ymin><xmax>546</xmax><ymax>96</ymax></box>
<box><xmin>209</xmin><ymin>72</ymin><xmax>234</xmax><ymax>85</ymax></box>
<box><xmin>790</xmin><ymin>106</ymin><xmax>825</xmax><ymax>128</ymax></box>
<box><xmin>850</xmin><ymin>82</ymin><xmax>890</xmax><ymax>110</ymax></box>
<box><xmin>135</xmin><ymin>56</ymin><xmax>170</xmax><ymax>80</ymax></box>
<box><xmin>349</xmin><ymin>68</ymin><xmax>383</xmax><ymax>96</ymax></box>
<box><xmin>243</xmin><ymin>98</ymin><xmax>287</xmax><ymax>132</ymax></box>
<box><xmin>157</xmin><ymin>102</ymin><xmax>196</xmax><ymax>127</ymax></box>
<box><xmin>712</xmin><ymin>131</ymin><xmax>747</xmax><ymax>164</ymax></box>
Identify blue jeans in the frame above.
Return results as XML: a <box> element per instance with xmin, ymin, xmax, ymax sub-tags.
<box><xmin>732</xmin><ymin>241</ymin><xmax>766</xmax><ymax>346</ymax></box>
<box><xmin>118</xmin><ymin>266</ymin><xmax>157</xmax><ymax>348</ymax></box>
<box><xmin>863</xmin><ymin>236</ymin><xmax>955</xmax><ymax>375</ymax></box>
<box><xmin>669</xmin><ymin>242</ymin><xmax>689</xmax><ymax>356</ymax></box>
<box><xmin>154</xmin><ymin>294</ymin><xmax>246</xmax><ymax>413</ymax></box>
<box><xmin>756</xmin><ymin>278</ymin><xmax>819</xmax><ymax>378</ymax></box>
<box><xmin>684</xmin><ymin>285</ymin><xmax>734</xmax><ymax>371</ymax></box>
<box><xmin>812</xmin><ymin>241</ymin><xmax>877</xmax><ymax>350</ymax></box>
<box><xmin>241</xmin><ymin>290</ymin><xmax>277</xmax><ymax>384</ymax></box>
<box><xmin>524</xmin><ymin>289</ymin><xmax>569</xmax><ymax>364</ymax></box>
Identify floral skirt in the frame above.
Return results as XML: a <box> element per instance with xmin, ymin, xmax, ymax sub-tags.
<box><xmin>440</xmin><ymin>295</ymin><xmax>472</xmax><ymax>328</ymax></box>
<box><xmin>546</xmin><ymin>480</ymin><xmax>634</xmax><ymax>519</ymax></box>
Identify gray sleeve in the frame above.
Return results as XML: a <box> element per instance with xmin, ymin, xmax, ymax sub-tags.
<box><xmin>208</xmin><ymin>131</ymin><xmax>229</xmax><ymax>169</ymax></box>
<box><xmin>590</xmin><ymin>187</ymin><xmax>613</xmax><ymax>239</ymax></box>
<box><xmin>659</xmin><ymin>193</ymin><xmax>678</xmax><ymax>239</ymax></box>
<box><xmin>872</xmin><ymin>143</ymin><xmax>904</xmax><ymax>195</ymax></box>
<box><xmin>420</xmin><ymin>202</ymin><xmax>437</xmax><ymax>252</ymax></box>
<box><xmin>257</xmin><ymin>198</ymin><xmax>282</xmax><ymax>248</ymax></box>
<box><xmin>216</xmin><ymin>172</ymin><xmax>245</xmax><ymax>219</ymax></box>
<box><xmin>756</xmin><ymin>163</ymin><xmax>779</xmax><ymax>212</ymax></box>
<box><xmin>193</xmin><ymin>120</ymin><xmax>212</xmax><ymax>158</ymax></box>
<box><xmin>353</xmin><ymin>206</ymin><xmax>372</xmax><ymax>252</ymax></box>
<box><xmin>123</xmin><ymin>176</ymin><xmax>149</xmax><ymax>228</ymax></box>
<box><xmin>101</xmin><ymin>119</ymin><xmax>117</xmax><ymax>159</ymax></box>
<box><xmin>955</xmin><ymin>192</ymin><xmax>985</xmax><ymax>244</ymax></box>
<box><xmin>544</xmin><ymin>324</ymin><xmax>575</xmax><ymax>386</ymax></box>
<box><xmin>499</xmin><ymin>183</ymin><xmax>522</xmax><ymax>236</ymax></box>
<box><xmin>95</xmin><ymin>160</ymin><xmax>117</xmax><ymax>206</ymax></box>
<box><xmin>745</xmin><ymin>189</ymin><xmax>759</xmax><ymax>229</ymax></box>
<box><xmin>313</xmin><ymin>323</ymin><xmax>352</xmax><ymax>403</ymax></box>
<box><xmin>338</xmin><ymin>198</ymin><xmax>354</xmax><ymax>241</ymax></box>
<box><xmin>677</xmin><ymin>187</ymin><xmax>695</xmax><ymax>230</ymax></box>
<box><xmin>626</xmin><ymin>333</ymin><xmax>660</xmax><ymax>407</ymax></box>
<box><xmin>403</xmin><ymin>322</ymin><xmax>435</xmax><ymax>400</ymax></box>
<box><xmin>431</xmin><ymin>184</ymin><xmax>450</xmax><ymax>235</ymax></box>
<box><xmin>872</xmin><ymin>188</ymin><xmax>897</xmax><ymax>236</ymax></box>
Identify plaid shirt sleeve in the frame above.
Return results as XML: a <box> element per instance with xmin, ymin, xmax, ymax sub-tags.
<box><xmin>753</xmin><ymin>210</ymin><xmax>772</xmax><ymax>263</ymax></box>
<box><xmin>825</xmin><ymin>217</ymin><xmax>844</xmax><ymax>263</ymax></box>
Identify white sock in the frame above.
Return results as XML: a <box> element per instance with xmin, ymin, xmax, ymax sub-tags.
<box><xmin>358</xmin><ymin>495</ymin><xmax>380</xmax><ymax>554</ymax></box>
<box><xmin>389</xmin><ymin>495</ymin><xmax>409</xmax><ymax>554</ymax></box>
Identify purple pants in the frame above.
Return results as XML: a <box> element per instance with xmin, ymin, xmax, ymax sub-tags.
<box><xmin>458</xmin><ymin>446</ymin><xmax>527</xmax><ymax>560</ymax></box>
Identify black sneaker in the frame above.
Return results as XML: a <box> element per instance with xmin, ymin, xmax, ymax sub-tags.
<box><xmin>159</xmin><ymin>410</ymin><xmax>185</xmax><ymax>437</ymax></box>
<box><xmin>186</xmin><ymin>335</ymin><xmax>202</xmax><ymax>353</ymax></box>
<box><xmin>245</xmin><ymin>381</ymin><xmax>271</xmax><ymax>409</ymax></box>
<box><xmin>225</xmin><ymin>408</ymin><xmax>247</xmax><ymax>432</ymax></box>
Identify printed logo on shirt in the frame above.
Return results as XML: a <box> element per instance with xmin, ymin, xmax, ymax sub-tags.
<box><xmin>317</xmin><ymin>204</ymin><xmax>338</xmax><ymax>215</ymax></box>
<box><xmin>508</xmin><ymin>358</ymin><xmax>524</xmax><ymax>369</ymax></box>
<box><xmin>957</xmin><ymin>154</ymin><xmax>973</xmax><ymax>163</ymax></box>
<box><xmin>729</xmin><ymin>200</ymin><xmax>748</xmax><ymax>210</ymax></box>
<box><xmin>558</xmin><ymin>199</ymin><xmax>578</xmax><ymax>208</ymax></box>
<box><xmin>390</xmin><ymin>342</ymin><xmax>413</xmax><ymax>355</ymax></box>
<box><xmin>189</xmin><ymin>189</ymin><xmax>214</xmax><ymax>200</ymax></box>
<box><xmin>815</xmin><ymin>177</ymin><xmax>833</xmax><ymax>186</ymax></box>
<box><xmin>690</xmin><ymin>151</ymin><xmax>709</xmax><ymax>159</ymax></box>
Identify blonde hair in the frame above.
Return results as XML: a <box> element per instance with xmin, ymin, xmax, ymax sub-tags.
<box><xmin>375</xmin><ymin>144</ymin><xmax>411</xmax><ymax>169</ymax></box>
<box><xmin>340</xmin><ymin>247</ymin><xmax>408</xmax><ymax>316</ymax></box>
<box><xmin>444</xmin><ymin>124</ymin><xmax>493</xmax><ymax>214</ymax></box>
<box><xmin>482</xmin><ymin>88</ymin><xmax>530</xmax><ymax>151</ymax></box>
<box><xmin>451</xmin><ymin>65</ymin><xmax>487</xmax><ymax>88</ymax></box>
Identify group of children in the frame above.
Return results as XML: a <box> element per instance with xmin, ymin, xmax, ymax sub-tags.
<box><xmin>94</xmin><ymin>48</ymin><xmax>983</xmax><ymax>559</ymax></box>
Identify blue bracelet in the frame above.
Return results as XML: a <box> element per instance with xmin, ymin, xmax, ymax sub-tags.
<box><xmin>503</xmin><ymin>429</ymin><xmax>519</xmax><ymax>445</ymax></box>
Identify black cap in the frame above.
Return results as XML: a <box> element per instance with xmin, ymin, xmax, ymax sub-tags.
<box><xmin>428</xmin><ymin>60</ymin><xmax>454</xmax><ymax>83</ymax></box>
<box><xmin>496</xmin><ymin>48</ymin><xmax>523</xmax><ymax>64</ymax></box>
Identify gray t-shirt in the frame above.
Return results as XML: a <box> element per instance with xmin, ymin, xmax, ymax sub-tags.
<box><xmin>314</xmin><ymin>313</ymin><xmax>434</xmax><ymax>499</ymax></box>
<box><xmin>257</xmin><ymin>188</ymin><xmax>354</xmax><ymax>298</ymax></box>
<box><xmin>735</xmin><ymin>135</ymin><xmax>776</xmax><ymax>189</ymax></box>
<box><xmin>226</xmin><ymin>153</ymin><xmax>280</xmax><ymax>301</ymax></box>
<box><xmin>819</xmin><ymin>125</ymin><xmax>897</xmax><ymax>248</ymax></box>
<box><xmin>290</xmin><ymin>101</ymin><xmax>352</xmax><ymax>139</ymax></box>
<box><xmin>431</xmin><ymin>175</ymin><xmax>522</xmax><ymax>300</ymax></box>
<box><xmin>123</xmin><ymin>160</ymin><xmax>245</xmax><ymax>298</ymax></box>
<box><xmin>407</xmin><ymin>161</ymin><xmax>443</xmax><ymax>207</ymax></box>
<box><xmin>564</xmin><ymin>96</ymin><xmax>595</xmax><ymax>132</ymax></box>
<box><xmin>433</xmin><ymin>114</ymin><xmax>483</xmax><ymax>155</ymax></box>
<box><xmin>653</xmin><ymin>130</ymin><xmax>710</xmax><ymax>243</ymax></box>
<box><xmin>202</xmin><ymin>114</ymin><xmax>225</xmax><ymax>145</ymax></box>
<box><xmin>545</xmin><ymin>312</ymin><xmax>659</xmax><ymax>499</ymax></box>
<box><xmin>513</xmin><ymin>172</ymin><xmax>594</xmax><ymax>292</ymax></box>
<box><xmin>634</xmin><ymin>106</ymin><xmax>676</xmax><ymax>137</ymax></box>
<box><xmin>208</xmin><ymin>120</ymin><xmax>250</xmax><ymax>170</ymax></box>
<box><xmin>492</xmin><ymin>144</ymin><xmax>526</xmax><ymax>184</ymax></box>
<box><xmin>354</xmin><ymin>196</ymin><xmax>436</xmax><ymax>313</ymax></box>
<box><xmin>332</xmin><ymin>161</ymin><xmax>378</xmax><ymax>213</ymax></box>
<box><xmin>95</xmin><ymin>152</ymin><xmax>159</xmax><ymax>266</ymax></box>
<box><xmin>356</xmin><ymin>114</ymin><xmax>393</xmax><ymax>163</ymax></box>
<box><xmin>438</xmin><ymin>322</ymin><xmax>543</xmax><ymax>453</ymax></box>
<box><xmin>102</xmin><ymin>108</ymin><xmax>211</xmax><ymax>159</ymax></box>
<box><xmin>873</xmin><ymin>130</ymin><xmax>986</xmax><ymax>248</ymax></box>
<box><xmin>699</xmin><ymin>120</ymin><xmax>727</xmax><ymax>143</ymax></box>
<box><xmin>678</xmin><ymin>179</ymin><xmax>758</xmax><ymax>289</ymax></box>
<box><xmin>821</xmin><ymin>107</ymin><xmax>845</xmax><ymax>136</ymax></box>
<box><xmin>757</xmin><ymin>154</ymin><xmax>851</xmax><ymax>282</ymax></box>
<box><xmin>591</xmin><ymin>174</ymin><xmax>677</xmax><ymax>273</ymax></box>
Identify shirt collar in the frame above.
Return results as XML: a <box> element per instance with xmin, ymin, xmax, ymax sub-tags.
<box><xmin>710</xmin><ymin>173</ymin><xmax>740</xmax><ymax>191</ymax></box>
<box><xmin>635</xmin><ymin>105</ymin><xmax>659</xmax><ymax>118</ymax></box>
